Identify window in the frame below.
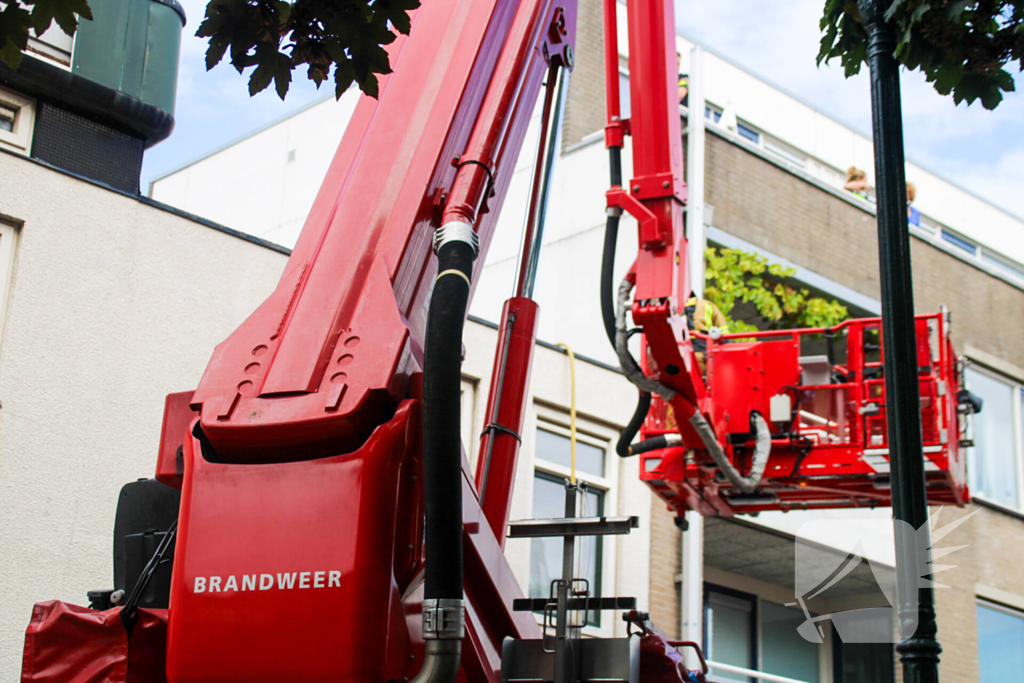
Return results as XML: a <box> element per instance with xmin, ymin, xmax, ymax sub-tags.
<box><xmin>0</xmin><ymin>88</ymin><xmax>35</xmax><ymax>154</ymax></box>
<box><xmin>705</xmin><ymin>104</ymin><xmax>722</xmax><ymax>123</ymax></box>
<box><xmin>704</xmin><ymin>589</ymin><xmax>822</xmax><ymax>683</ymax></box>
<box><xmin>977</xmin><ymin>601</ymin><xmax>1024</xmax><ymax>683</ymax></box>
<box><xmin>736</xmin><ymin>121</ymin><xmax>760</xmax><ymax>144</ymax></box>
<box><xmin>762</xmin><ymin>601</ymin><xmax>820</xmax><ymax>682</ymax></box>
<box><xmin>965</xmin><ymin>366</ymin><xmax>1024</xmax><ymax>510</ymax></box>
<box><xmin>28</xmin><ymin>24</ymin><xmax>73</xmax><ymax>66</ymax></box>
<box><xmin>941</xmin><ymin>229</ymin><xmax>977</xmax><ymax>256</ymax></box>
<box><xmin>705</xmin><ymin>581</ymin><xmax>891</xmax><ymax>683</ymax></box>
<box><xmin>705</xmin><ymin>588</ymin><xmax>755</xmax><ymax>682</ymax></box>
<box><xmin>982</xmin><ymin>251</ymin><xmax>1024</xmax><ymax>284</ymax></box>
<box><xmin>0</xmin><ymin>103</ymin><xmax>13</xmax><ymax>132</ymax></box>
<box><xmin>764</xmin><ymin>136</ymin><xmax>808</xmax><ymax>168</ymax></box>
<box><xmin>529</xmin><ymin>421</ymin><xmax>611</xmax><ymax>628</ymax></box>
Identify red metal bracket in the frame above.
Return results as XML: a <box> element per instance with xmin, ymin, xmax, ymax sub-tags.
<box><xmin>548</xmin><ymin>7</ymin><xmax>568</xmax><ymax>43</ymax></box>
<box><xmin>629</xmin><ymin>171</ymin><xmax>683</xmax><ymax>201</ymax></box>
<box><xmin>606</xmin><ymin>187</ymin><xmax>664</xmax><ymax>249</ymax></box>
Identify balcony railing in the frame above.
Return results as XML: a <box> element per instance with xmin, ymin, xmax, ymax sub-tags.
<box><xmin>707</xmin><ymin>660</ymin><xmax>813</xmax><ymax>683</ymax></box>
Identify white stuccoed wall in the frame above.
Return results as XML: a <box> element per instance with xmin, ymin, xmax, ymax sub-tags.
<box><xmin>0</xmin><ymin>153</ymin><xmax>288</xmax><ymax>680</ymax></box>
<box><xmin>150</xmin><ymin>89</ymin><xmax>361</xmax><ymax>248</ymax></box>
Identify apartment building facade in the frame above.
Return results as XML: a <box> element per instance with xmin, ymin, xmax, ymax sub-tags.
<box><xmin>148</xmin><ymin>4</ymin><xmax>1024</xmax><ymax>683</ymax></box>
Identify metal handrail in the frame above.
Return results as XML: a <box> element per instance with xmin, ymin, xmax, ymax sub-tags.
<box><xmin>706</xmin><ymin>660</ymin><xmax>812</xmax><ymax>683</ymax></box>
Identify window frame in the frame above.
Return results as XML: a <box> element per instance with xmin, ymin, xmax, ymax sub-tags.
<box><xmin>703</xmin><ymin>574</ymin><xmax>836</xmax><ymax>683</ymax></box>
<box><xmin>0</xmin><ymin>87</ymin><xmax>36</xmax><ymax>155</ymax></box>
<box><xmin>528</xmin><ymin>403</ymin><xmax>620</xmax><ymax>638</ymax></box>
<box><xmin>976</xmin><ymin>598</ymin><xmax>1024</xmax><ymax>683</ymax></box>
<box><xmin>964</xmin><ymin>362</ymin><xmax>1024</xmax><ymax>513</ymax></box>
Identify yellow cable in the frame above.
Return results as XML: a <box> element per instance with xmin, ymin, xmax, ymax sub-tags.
<box><xmin>555</xmin><ymin>343</ymin><xmax>577</xmax><ymax>484</ymax></box>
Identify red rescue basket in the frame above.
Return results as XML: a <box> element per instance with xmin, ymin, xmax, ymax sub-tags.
<box><xmin>639</xmin><ymin>310</ymin><xmax>971</xmax><ymax>516</ymax></box>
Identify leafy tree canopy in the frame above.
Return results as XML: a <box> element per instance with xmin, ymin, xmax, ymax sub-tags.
<box><xmin>818</xmin><ymin>0</ymin><xmax>1023</xmax><ymax>109</ymax></box>
<box><xmin>0</xmin><ymin>0</ymin><xmax>418</xmax><ymax>99</ymax></box>
<box><xmin>704</xmin><ymin>247</ymin><xmax>849</xmax><ymax>333</ymax></box>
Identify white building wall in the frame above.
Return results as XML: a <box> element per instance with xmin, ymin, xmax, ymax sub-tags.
<box><xmin>150</xmin><ymin>89</ymin><xmax>360</xmax><ymax>248</ymax></box>
<box><xmin>0</xmin><ymin>153</ymin><xmax>288</xmax><ymax>680</ymax></box>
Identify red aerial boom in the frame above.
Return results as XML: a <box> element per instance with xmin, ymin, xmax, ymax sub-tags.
<box><xmin>22</xmin><ymin>0</ymin><xmax>972</xmax><ymax>681</ymax></box>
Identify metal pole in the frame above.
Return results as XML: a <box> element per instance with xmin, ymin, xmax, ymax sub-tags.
<box><xmin>857</xmin><ymin>2</ymin><xmax>941</xmax><ymax>681</ymax></box>
<box><xmin>516</xmin><ymin>62</ymin><xmax>569</xmax><ymax>299</ymax></box>
<box><xmin>680</xmin><ymin>49</ymin><xmax>706</xmax><ymax>667</ymax></box>
<box><xmin>685</xmin><ymin>45</ymin><xmax>706</xmax><ymax>300</ymax></box>
<box><xmin>554</xmin><ymin>482</ymin><xmax>580</xmax><ymax>683</ymax></box>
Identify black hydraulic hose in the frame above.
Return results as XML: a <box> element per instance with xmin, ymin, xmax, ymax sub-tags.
<box><xmin>601</xmin><ymin>145</ymin><xmax>652</xmax><ymax>458</ymax></box>
<box><xmin>624</xmin><ymin>432</ymin><xmax>684</xmax><ymax>457</ymax></box>
<box><xmin>601</xmin><ymin>212</ymin><xmax>620</xmax><ymax>347</ymax></box>
<box><xmin>601</xmin><ymin>146</ymin><xmax>622</xmax><ymax>346</ymax></box>
<box><xmin>422</xmin><ymin>239</ymin><xmax>473</xmax><ymax>601</ymax></box>
<box><xmin>616</xmin><ymin>392</ymin><xmax>652</xmax><ymax>457</ymax></box>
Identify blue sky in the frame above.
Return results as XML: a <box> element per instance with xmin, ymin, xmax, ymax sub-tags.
<box><xmin>142</xmin><ymin>0</ymin><xmax>1024</xmax><ymax>221</ymax></box>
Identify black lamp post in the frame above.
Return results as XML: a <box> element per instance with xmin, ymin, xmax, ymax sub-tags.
<box><xmin>856</xmin><ymin>1</ymin><xmax>941</xmax><ymax>681</ymax></box>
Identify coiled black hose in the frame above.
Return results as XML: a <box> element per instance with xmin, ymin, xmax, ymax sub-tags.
<box><xmin>601</xmin><ymin>146</ymin><xmax>652</xmax><ymax>458</ymax></box>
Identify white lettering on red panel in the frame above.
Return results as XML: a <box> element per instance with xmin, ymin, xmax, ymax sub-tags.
<box><xmin>193</xmin><ymin>571</ymin><xmax>342</xmax><ymax>593</ymax></box>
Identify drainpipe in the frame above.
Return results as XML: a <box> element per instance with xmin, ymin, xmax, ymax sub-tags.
<box><xmin>680</xmin><ymin>43</ymin><xmax>706</xmax><ymax>668</ymax></box>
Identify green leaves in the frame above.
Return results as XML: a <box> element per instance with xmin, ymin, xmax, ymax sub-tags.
<box><xmin>196</xmin><ymin>0</ymin><xmax>420</xmax><ymax>100</ymax></box>
<box><xmin>0</xmin><ymin>0</ymin><xmax>92</xmax><ymax>70</ymax></box>
<box><xmin>818</xmin><ymin>0</ymin><xmax>1023</xmax><ymax>110</ymax></box>
<box><xmin>29</xmin><ymin>0</ymin><xmax>90</xmax><ymax>36</ymax></box>
<box><xmin>703</xmin><ymin>247</ymin><xmax>849</xmax><ymax>333</ymax></box>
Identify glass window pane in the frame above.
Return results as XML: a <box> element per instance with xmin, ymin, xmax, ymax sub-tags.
<box><xmin>761</xmin><ymin>601</ymin><xmax>819</xmax><ymax>683</ymax></box>
<box><xmin>977</xmin><ymin>603</ymin><xmax>1024</xmax><ymax>683</ymax></box>
<box><xmin>529</xmin><ymin>473</ymin><xmax>604</xmax><ymax>625</ymax></box>
<box><xmin>535</xmin><ymin>428</ymin><xmax>605</xmax><ymax>477</ymax></box>
<box><xmin>941</xmin><ymin>230</ymin><xmax>977</xmax><ymax>255</ymax></box>
<box><xmin>705</xmin><ymin>590</ymin><xmax>753</xmax><ymax>682</ymax></box>
<box><xmin>737</xmin><ymin>122</ymin><xmax>760</xmax><ymax>144</ymax></box>
<box><xmin>965</xmin><ymin>368</ymin><xmax>1019</xmax><ymax>508</ymax></box>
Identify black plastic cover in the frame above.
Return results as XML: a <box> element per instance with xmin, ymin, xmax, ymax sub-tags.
<box><xmin>113</xmin><ymin>478</ymin><xmax>180</xmax><ymax>608</ymax></box>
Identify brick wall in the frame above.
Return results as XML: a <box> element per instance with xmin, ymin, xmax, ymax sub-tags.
<box><xmin>563</xmin><ymin>0</ymin><xmax>606</xmax><ymax>148</ymax></box>
<box><xmin>924</xmin><ymin>503</ymin><xmax>1024</xmax><ymax>681</ymax></box>
<box><xmin>648</xmin><ymin>499</ymin><xmax>681</xmax><ymax>637</ymax></box>
<box><xmin>705</xmin><ymin>132</ymin><xmax>1024</xmax><ymax>371</ymax></box>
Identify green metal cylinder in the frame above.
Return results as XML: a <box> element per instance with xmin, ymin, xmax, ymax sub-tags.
<box><xmin>70</xmin><ymin>0</ymin><xmax>185</xmax><ymax>115</ymax></box>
